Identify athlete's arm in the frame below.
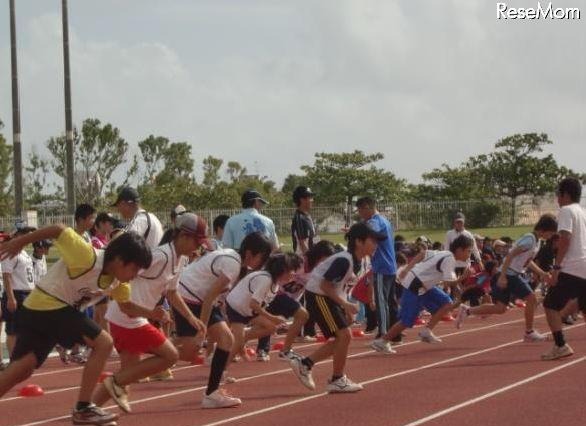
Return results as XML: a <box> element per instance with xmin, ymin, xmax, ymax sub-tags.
<box><xmin>249</xmin><ymin>299</ymin><xmax>284</xmax><ymax>325</ymax></box>
<box><xmin>167</xmin><ymin>289</ymin><xmax>206</xmax><ymax>335</ymax></box>
<box><xmin>0</xmin><ymin>225</ymin><xmax>65</xmax><ymax>260</ymax></box>
<box><xmin>199</xmin><ymin>274</ymin><xmax>231</xmax><ymax>327</ymax></box>
<box><xmin>319</xmin><ymin>279</ymin><xmax>358</xmax><ymax>315</ymax></box>
<box><xmin>2</xmin><ymin>273</ymin><xmax>16</xmax><ymax>313</ymax></box>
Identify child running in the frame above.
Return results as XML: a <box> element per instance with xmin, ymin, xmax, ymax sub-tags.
<box><xmin>456</xmin><ymin>214</ymin><xmax>558</xmax><ymax>341</ymax></box>
<box><xmin>372</xmin><ymin>235</ymin><xmax>474</xmax><ymax>353</ymax></box>
<box><xmin>225</xmin><ymin>253</ymin><xmax>303</xmax><ymax>367</ymax></box>
<box><xmin>174</xmin><ymin>232</ymin><xmax>272</xmax><ymax>408</ymax></box>
<box><xmin>289</xmin><ymin>223</ymin><xmax>382</xmax><ymax>393</ymax></box>
<box><xmin>92</xmin><ymin>213</ymin><xmax>208</xmax><ymax>414</ymax></box>
<box><xmin>0</xmin><ymin>225</ymin><xmax>151</xmax><ymax>426</ymax></box>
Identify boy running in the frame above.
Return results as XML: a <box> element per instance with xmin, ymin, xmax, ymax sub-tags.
<box><xmin>456</xmin><ymin>214</ymin><xmax>558</xmax><ymax>341</ymax></box>
<box><xmin>289</xmin><ymin>223</ymin><xmax>382</xmax><ymax>393</ymax></box>
<box><xmin>0</xmin><ymin>225</ymin><xmax>151</xmax><ymax>426</ymax></box>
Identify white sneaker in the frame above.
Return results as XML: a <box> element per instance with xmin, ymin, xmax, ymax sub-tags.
<box><xmin>201</xmin><ymin>389</ymin><xmax>242</xmax><ymax>409</ymax></box>
<box><xmin>370</xmin><ymin>338</ymin><xmax>396</xmax><ymax>354</ymax></box>
<box><xmin>419</xmin><ymin>327</ymin><xmax>442</xmax><ymax>344</ymax></box>
<box><xmin>278</xmin><ymin>350</ymin><xmax>300</xmax><ymax>361</ymax></box>
<box><xmin>103</xmin><ymin>375</ymin><xmax>131</xmax><ymax>413</ymax></box>
<box><xmin>524</xmin><ymin>330</ymin><xmax>547</xmax><ymax>342</ymax></box>
<box><xmin>541</xmin><ymin>344</ymin><xmax>574</xmax><ymax>360</ymax></box>
<box><xmin>256</xmin><ymin>350</ymin><xmax>270</xmax><ymax>362</ymax></box>
<box><xmin>455</xmin><ymin>305</ymin><xmax>469</xmax><ymax>329</ymax></box>
<box><xmin>289</xmin><ymin>357</ymin><xmax>316</xmax><ymax>390</ymax></box>
<box><xmin>295</xmin><ymin>335</ymin><xmax>317</xmax><ymax>343</ymax></box>
<box><xmin>327</xmin><ymin>375</ymin><xmax>363</xmax><ymax>393</ymax></box>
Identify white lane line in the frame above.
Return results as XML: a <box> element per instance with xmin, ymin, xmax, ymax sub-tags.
<box><xmin>3</xmin><ymin>315</ymin><xmax>534</xmax><ymax>404</ymax></box>
<box><xmin>401</xmin><ymin>356</ymin><xmax>586</xmax><ymax>426</ymax></box>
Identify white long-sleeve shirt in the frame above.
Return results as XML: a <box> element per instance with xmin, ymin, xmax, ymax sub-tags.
<box><xmin>444</xmin><ymin>229</ymin><xmax>481</xmax><ymax>265</ymax></box>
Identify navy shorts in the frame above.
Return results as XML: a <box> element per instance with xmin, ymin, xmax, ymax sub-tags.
<box><xmin>490</xmin><ymin>273</ymin><xmax>532</xmax><ymax>305</ymax></box>
<box><xmin>305</xmin><ymin>291</ymin><xmax>349</xmax><ymax>338</ymax></box>
<box><xmin>399</xmin><ymin>286</ymin><xmax>452</xmax><ymax>328</ymax></box>
<box><xmin>267</xmin><ymin>294</ymin><xmax>301</xmax><ymax>318</ymax></box>
<box><xmin>225</xmin><ymin>302</ymin><xmax>256</xmax><ymax>325</ymax></box>
<box><xmin>0</xmin><ymin>290</ymin><xmax>31</xmax><ymax>335</ymax></box>
<box><xmin>543</xmin><ymin>272</ymin><xmax>586</xmax><ymax>312</ymax></box>
<box><xmin>173</xmin><ymin>301</ymin><xmax>225</xmax><ymax>337</ymax></box>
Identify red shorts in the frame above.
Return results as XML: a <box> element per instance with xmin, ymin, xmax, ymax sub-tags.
<box><xmin>109</xmin><ymin>322</ymin><xmax>167</xmax><ymax>355</ymax></box>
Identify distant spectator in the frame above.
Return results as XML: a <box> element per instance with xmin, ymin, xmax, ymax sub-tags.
<box><xmin>74</xmin><ymin>204</ymin><xmax>96</xmax><ymax>243</ymax></box>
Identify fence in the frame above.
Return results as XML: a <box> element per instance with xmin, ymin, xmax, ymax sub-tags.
<box><xmin>0</xmin><ymin>197</ymin><xmax>563</xmax><ymax>235</ymax></box>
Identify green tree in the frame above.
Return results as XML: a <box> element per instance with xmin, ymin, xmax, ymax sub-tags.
<box><xmin>24</xmin><ymin>149</ymin><xmax>50</xmax><ymax>207</ymax></box>
<box><xmin>281</xmin><ymin>174</ymin><xmax>306</xmax><ymax>195</ymax></box>
<box><xmin>0</xmin><ymin>120</ymin><xmax>13</xmax><ymax>215</ymax></box>
<box><xmin>301</xmin><ymin>151</ymin><xmax>407</xmax><ymax>205</ymax></box>
<box><xmin>137</xmin><ymin>135</ymin><xmax>169</xmax><ymax>183</ymax></box>
<box><xmin>156</xmin><ymin>142</ymin><xmax>195</xmax><ymax>185</ymax></box>
<box><xmin>202</xmin><ymin>156</ymin><xmax>224</xmax><ymax>187</ymax></box>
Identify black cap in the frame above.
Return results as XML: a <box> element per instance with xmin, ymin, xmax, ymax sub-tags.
<box><xmin>454</xmin><ymin>212</ymin><xmax>466</xmax><ymax>222</ymax></box>
<box><xmin>112</xmin><ymin>187</ymin><xmax>140</xmax><ymax>206</ymax></box>
<box><xmin>241</xmin><ymin>189</ymin><xmax>269</xmax><ymax>207</ymax></box>
<box><xmin>292</xmin><ymin>186</ymin><xmax>315</xmax><ymax>203</ymax></box>
<box><xmin>33</xmin><ymin>239</ymin><xmax>53</xmax><ymax>249</ymax></box>
<box><xmin>346</xmin><ymin>222</ymin><xmax>387</xmax><ymax>242</ymax></box>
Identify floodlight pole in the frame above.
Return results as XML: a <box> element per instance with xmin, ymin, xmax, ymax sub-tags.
<box><xmin>62</xmin><ymin>0</ymin><xmax>75</xmax><ymax>214</ymax></box>
<box><xmin>9</xmin><ymin>0</ymin><xmax>23</xmax><ymax>218</ymax></box>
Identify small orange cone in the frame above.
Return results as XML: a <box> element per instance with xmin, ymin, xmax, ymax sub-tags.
<box><xmin>272</xmin><ymin>341</ymin><xmax>285</xmax><ymax>351</ymax></box>
<box><xmin>98</xmin><ymin>371</ymin><xmax>113</xmax><ymax>384</ymax></box>
<box><xmin>352</xmin><ymin>329</ymin><xmax>365</xmax><ymax>338</ymax></box>
<box><xmin>414</xmin><ymin>317</ymin><xmax>426</xmax><ymax>326</ymax></box>
<box><xmin>191</xmin><ymin>355</ymin><xmax>205</xmax><ymax>365</ymax></box>
<box><xmin>316</xmin><ymin>335</ymin><xmax>327</xmax><ymax>343</ymax></box>
<box><xmin>245</xmin><ymin>347</ymin><xmax>256</xmax><ymax>357</ymax></box>
<box><xmin>515</xmin><ymin>300</ymin><xmax>526</xmax><ymax>308</ymax></box>
<box><xmin>18</xmin><ymin>384</ymin><xmax>44</xmax><ymax>397</ymax></box>
<box><xmin>441</xmin><ymin>314</ymin><xmax>455</xmax><ymax>322</ymax></box>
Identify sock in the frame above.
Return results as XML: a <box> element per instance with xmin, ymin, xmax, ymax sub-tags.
<box><xmin>206</xmin><ymin>348</ymin><xmax>230</xmax><ymax>396</ymax></box>
<box><xmin>75</xmin><ymin>401</ymin><xmax>91</xmax><ymax>411</ymax></box>
<box><xmin>301</xmin><ymin>357</ymin><xmax>314</xmax><ymax>369</ymax></box>
<box><xmin>553</xmin><ymin>331</ymin><xmax>566</xmax><ymax>347</ymax></box>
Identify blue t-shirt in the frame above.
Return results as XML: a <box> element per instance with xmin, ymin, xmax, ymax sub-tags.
<box><xmin>367</xmin><ymin>213</ymin><xmax>397</xmax><ymax>275</ymax></box>
<box><xmin>222</xmin><ymin>208</ymin><xmax>279</xmax><ymax>250</ymax></box>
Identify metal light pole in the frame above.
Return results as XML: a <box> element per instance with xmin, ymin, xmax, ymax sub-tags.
<box><xmin>9</xmin><ymin>0</ymin><xmax>23</xmax><ymax>218</ymax></box>
<box><xmin>62</xmin><ymin>0</ymin><xmax>75</xmax><ymax>213</ymax></box>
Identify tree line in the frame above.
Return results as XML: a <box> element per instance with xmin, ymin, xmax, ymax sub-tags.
<box><xmin>0</xmin><ymin>117</ymin><xmax>583</xmax><ymax>225</ymax></box>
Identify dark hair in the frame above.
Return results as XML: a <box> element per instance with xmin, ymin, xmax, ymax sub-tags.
<box><xmin>484</xmin><ymin>260</ymin><xmax>498</xmax><ymax>275</ymax></box>
<box><xmin>396</xmin><ymin>252</ymin><xmax>408</xmax><ymax>266</ymax></box>
<box><xmin>95</xmin><ymin>212</ymin><xmax>115</xmax><ymax>226</ymax></box>
<box><xmin>213</xmin><ymin>214</ymin><xmax>230</xmax><ymax>234</ymax></box>
<box><xmin>355</xmin><ymin>196</ymin><xmax>376</xmax><ymax>209</ymax></box>
<box><xmin>75</xmin><ymin>204</ymin><xmax>96</xmax><ymax>221</ymax></box>
<box><xmin>534</xmin><ymin>213</ymin><xmax>558</xmax><ymax>233</ymax></box>
<box><xmin>238</xmin><ymin>232</ymin><xmax>273</xmax><ymax>277</ymax></box>
<box><xmin>500</xmin><ymin>237</ymin><xmax>513</xmax><ymax>244</ymax></box>
<box><xmin>306</xmin><ymin>240</ymin><xmax>336</xmax><ymax>271</ymax></box>
<box><xmin>394</xmin><ymin>234</ymin><xmax>405</xmax><ymax>242</ymax></box>
<box><xmin>432</xmin><ymin>241</ymin><xmax>443</xmax><ymax>251</ymax></box>
<box><xmin>265</xmin><ymin>252</ymin><xmax>303</xmax><ymax>281</ymax></box>
<box><xmin>104</xmin><ymin>231</ymin><xmax>152</xmax><ymax>269</ymax></box>
<box><xmin>557</xmin><ymin>177</ymin><xmax>582</xmax><ymax>203</ymax></box>
<box><xmin>449</xmin><ymin>235</ymin><xmax>474</xmax><ymax>253</ymax></box>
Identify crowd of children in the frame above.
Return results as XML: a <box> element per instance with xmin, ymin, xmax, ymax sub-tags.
<box><xmin>0</xmin><ymin>177</ymin><xmax>585</xmax><ymax>426</ymax></box>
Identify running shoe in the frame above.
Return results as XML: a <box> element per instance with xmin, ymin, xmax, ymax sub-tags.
<box><xmin>370</xmin><ymin>338</ymin><xmax>396</xmax><ymax>354</ymax></box>
<box><xmin>256</xmin><ymin>350</ymin><xmax>270</xmax><ymax>362</ymax></box>
<box><xmin>326</xmin><ymin>375</ymin><xmax>363</xmax><ymax>393</ymax></box>
<box><xmin>541</xmin><ymin>344</ymin><xmax>574</xmax><ymax>361</ymax></box>
<box><xmin>103</xmin><ymin>376</ymin><xmax>131</xmax><ymax>413</ymax></box>
<box><xmin>56</xmin><ymin>345</ymin><xmax>71</xmax><ymax>365</ymax></box>
<box><xmin>278</xmin><ymin>350</ymin><xmax>300</xmax><ymax>361</ymax></box>
<box><xmin>455</xmin><ymin>305</ymin><xmax>469</xmax><ymax>329</ymax></box>
<box><xmin>72</xmin><ymin>404</ymin><xmax>118</xmax><ymax>425</ymax></box>
<box><xmin>201</xmin><ymin>389</ymin><xmax>242</xmax><ymax>409</ymax></box>
<box><xmin>294</xmin><ymin>335</ymin><xmax>317</xmax><ymax>343</ymax></box>
<box><xmin>149</xmin><ymin>368</ymin><xmax>174</xmax><ymax>381</ymax></box>
<box><xmin>288</xmin><ymin>357</ymin><xmax>316</xmax><ymax>390</ymax></box>
<box><xmin>419</xmin><ymin>327</ymin><xmax>442</xmax><ymax>344</ymax></box>
<box><xmin>524</xmin><ymin>330</ymin><xmax>547</xmax><ymax>342</ymax></box>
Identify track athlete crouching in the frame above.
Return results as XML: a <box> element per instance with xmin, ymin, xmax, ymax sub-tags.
<box><xmin>174</xmin><ymin>232</ymin><xmax>272</xmax><ymax>408</ymax></box>
<box><xmin>372</xmin><ymin>235</ymin><xmax>474</xmax><ymax>354</ymax></box>
<box><xmin>92</xmin><ymin>213</ymin><xmax>207</xmax><ymax>414</ymax></box>
<box><xmin>456</xmin><ymin>214</ymin><xmax>558</xmax><ymax>341</ymax></box>
<box><xmin>289</xmin><ymin>223</ymin><xmax>383</xmax><ymax>393</ymax></box>
<box><xmin>0</xmin><ymin>225</ymin><xmax>151</xmax><ymax>426</ymax></box>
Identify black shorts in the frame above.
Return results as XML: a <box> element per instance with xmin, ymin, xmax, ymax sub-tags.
<box><xmin>225</xmin><ymin>302</ymin><xmax>255</xmax><ymax>325</ymax></box>
<box><xmin>543</xmin><ymin>272</ymin><xmax>586</xmax><ymax>312</ymax></box>
<box><xmin>173</xmin><ymin>301</ymin><xmax>225</xmax><ymax>337</ymax></box>
<box><xmin>0</xmin><ymin>290</ymin><xmax>31</xmax><ymax>335</ymax></box>
<box><xmin>267</xmin><ymin>294</ymin><xmax>301</xmax><ymax>318</ymax></box>
<box><xmin>12</xmin><ymin>305</ymin><xmax>102</xmax><ymax>368</ymax></box>
<box><xmin>305</xmin><ymin>291</ymin><xmax>349</xmax><ymax>338</ymax></box>
<box><xmin>490</xmin><ymin>274</ymin><xmax>533</xmax><ymax>305</ymax></box>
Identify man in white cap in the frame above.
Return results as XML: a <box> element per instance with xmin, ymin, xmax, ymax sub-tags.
<box><xmin>445</xmin><ymin>212</ymin><xmax>483</xmax><ymax>271</ymax></box>
<box><xmin>113</xmin><ymin>187</ymin><xmax>164</xmax><ymax>249</ymax></box>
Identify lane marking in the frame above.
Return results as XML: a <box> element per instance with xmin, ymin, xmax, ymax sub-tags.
<box><xmin>401</xmin><ymin>356</ymin><xmax>586</xmax><ymax>426</ymax></box>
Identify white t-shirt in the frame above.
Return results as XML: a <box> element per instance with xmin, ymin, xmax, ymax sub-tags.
<box><xmin>445</xmin><ymin>229</ymin><xmax>481</xmax><ymax>266</ymax></box>
<box><xmin>305</xmin><ymin>251</ymin><xmax>355</xmax><ymax>298</ymax></box>
<box><xmin>106</xmin><ymin>242</ymin><xmax>187</xmax><ymax>328</ymax></box>
<box><xmin>125</xmin><ymin>209</ymin><xmax>164</xmax><ymax>250</ymax></box>
<box><xmin>178</xmin><ymin>249</ymin><xmax>242</xmax><ymax>304</ymax></box>
<box><xmin>558</xmin><ymin>203</ymin><xmax>586</xmax><ymax>279</ymax></box>
<box><xmin>1</xmin><ymin>250</ymin><xmax>35</xmax><ymax>291</ymax></box>
<box><xmin>226</xmin><ymin>271</ymin><xmax>278</xmax><ymax>317</ymax></box>
<box><xmin>505</xmin><ymin>233</ymin><xmax>539</xmax><ymax>275</ymax></box>
<box><xmin>32</xmin><ymin>255</ymin><xmax>48</xmax><ymax>285</ymax></box>
<box><xmin>403</xmin><ymin>250</ymin><xmax>457</xmax><ymax>292</ymax></box>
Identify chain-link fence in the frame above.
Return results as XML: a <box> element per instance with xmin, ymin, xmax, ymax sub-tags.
<box><xmin>1</xmin><ymin>197</ymin><xmax>563</xmax><ymax>235</ymax></box>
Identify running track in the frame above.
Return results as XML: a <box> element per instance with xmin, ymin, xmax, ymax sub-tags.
<box><xmin>1</xmin><ymin>307</ymin><xmax>585</xmax><ymax>426</ymax></box>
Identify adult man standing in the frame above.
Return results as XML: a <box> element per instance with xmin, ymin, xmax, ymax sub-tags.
<box><xmin>542</xmin><ymin>177</ymin><xmax>586</xmax><ymax>360</ymax></box>
<box><xmin>222</xmin><ymin>189</ymin><xmax>279</xmax><ymax>250</ymax></box>
<box><xmin>356</xmin><ymin>197</ymin><xmax>397</xmax><ymax>345</ymax></box>
<box><xmin>291</xmin><ymin>186</ymin><xmax>317</xmax><ymax>255</ymax></box>
<box><xmin>445</xmin><ymin>212</ymin><xmax>483</xmax><ymax>270</ymax></box>
<box><xmin>113</xmin><ymin>187</ymin><xmax>164</xmax><ymax>249</ymax></box>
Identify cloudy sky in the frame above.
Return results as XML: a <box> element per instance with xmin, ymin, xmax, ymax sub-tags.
<box><xmin>0</xmin><ymin>0</ymin><xmax>584</xmax><ymax>186</ymax></box>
